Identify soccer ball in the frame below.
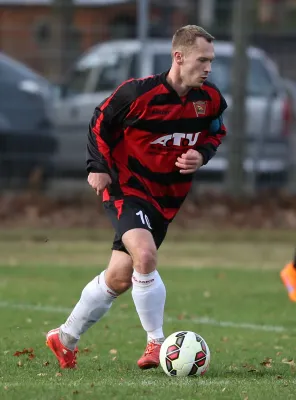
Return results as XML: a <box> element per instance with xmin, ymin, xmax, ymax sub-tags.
<box><xmin>159</xmin><ymin>331</ymin><xmax>210</xmax><ymax>377</ymax></box>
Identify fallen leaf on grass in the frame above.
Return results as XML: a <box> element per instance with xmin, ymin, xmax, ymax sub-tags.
<box><xmin>55</xmin><ymin>372</ymin><xmax>62</xmax><ymax>377</ymax></box>
<box><xmin>112</xmin><ymin>357</ymin><xmax>117</xmax><ymax>361</ymax></box>
<box><xmin>281</xmin><ymin>358</ymin><xmax>296</xmax><ymax>371</ymax></box>
<box><xmin>242</xmin><ymin>363</ymin><xmax>257</xmax><ymax>372</ymax></box>
<box><xmin>276</xmin><ymin>375</ymin><xmax>283</xmax><ymax>379</ymax></box>
<box><xmin>28</xmin><ymin>353</ymin><xmax>35</xmax><ymax>360</ymax></box>
<box><xmin>221</xmin><ymin>337</ymin><xmax>228</xmax><ymax>342</ymax></box>
<box><xmin>282</xmin><ymin>358</ymin><xmax>295</xmax><ymax>367</ymax></box>
<box><xmin>109</xmin><ymin>349</ymin><xmax>117</xmax><ymax>355</ymax></box>
<box><xmin>82</xmin><ymin>348</ymin><xmax>91</xmax><ymax>353</ymax></box>
<box><xmin>260</xmin><ymin>358</ymin><xmax>272</xmax><ymax>368</ymax></box>
<box><xmin>276</xmin><ymin>352</ymin><xmax>282</xmax><ymax>356</ymax></box>
<box><xmin>242</xmin><ymin>363</ymin><xmax>254</xmax><ymax>368</ymax></box>
<box><xmin>13</xmin><ymin>348</ymin><xmax>34</xmax><ymax>356</ymax></box>
<box><xmin>17</xmin><ymin>361</ymin><xmax>23</xmax><ymax>367</ymax></box>
<box><xmin>43</xmin><ymin>361</ymin><xmax>50</xmax><ymax>367</ymax></box>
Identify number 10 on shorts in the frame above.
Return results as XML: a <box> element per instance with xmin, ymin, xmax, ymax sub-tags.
<box><xmin>136</xmin><ymin>210</ymin><xmax>152</xmax><ymax>229</ymax></box>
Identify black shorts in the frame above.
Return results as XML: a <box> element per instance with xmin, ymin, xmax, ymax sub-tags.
<box><xmin>103</xmin><ymin>196</ymin><xmax>169</xmax><ymax>253</ymax></box>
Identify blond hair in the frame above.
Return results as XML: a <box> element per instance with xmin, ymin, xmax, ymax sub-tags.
<box><xmin>172</xmin><ymin>25</ymin><xmax>215</xmax><ymax>54</ymax></box>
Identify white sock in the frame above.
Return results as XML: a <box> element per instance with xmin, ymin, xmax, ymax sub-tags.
<box><xmin>132</xmin><ymin>270</ymin><xmax>166</xmax><ymax>342</ymax></box>
<box><xmin>60</xmin><ymin>271</ymin><xmax>117</xmax><ymax>348</ymax></box>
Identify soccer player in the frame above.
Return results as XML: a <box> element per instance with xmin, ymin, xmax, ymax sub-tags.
<box><xmin>46</xmin><ymin>25</ymin><xmax>227</xmax><ymax>369</ymax></box>
<box><xmin>280</xmin><ymin>249</ymin><xmax>296</xmax><ymax>301</ymax></box>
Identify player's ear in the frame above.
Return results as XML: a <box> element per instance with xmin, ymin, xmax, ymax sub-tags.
<box><xmin>174</xmin><ymin>51</ymin><xmax>183</xmax><ymax>65</ymax></box>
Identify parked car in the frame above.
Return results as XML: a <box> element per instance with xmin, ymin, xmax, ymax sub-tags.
<box><xmin>53</xmin><ymin>39</ymin><xmax>292</xmax><ymax>185</ymax></box>
<box><xmin>282</xmin><ymin>78</ymin><xmax>296</xmax><ymax>188</ymax></box>
<box><xmin>283</xmin><ymin>78</ymin><xmax>296</xmax><ymax>128</ymax></box>
<box><xmin>0</xmin><ymin>52</ymin><xmax>57</xmax><ymax>188</ymax></box>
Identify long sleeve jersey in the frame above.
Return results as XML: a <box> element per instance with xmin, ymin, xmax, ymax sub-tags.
<box><xmin>87</xmin><ymin>71</ymin><xmax>227</xmax><ymax>221</ymax></box>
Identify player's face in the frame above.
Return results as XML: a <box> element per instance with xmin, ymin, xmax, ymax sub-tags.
<box><xmin>179</xmin><ymin>37</ymin><xmax>215</xmax><ymax>88</ymax></box>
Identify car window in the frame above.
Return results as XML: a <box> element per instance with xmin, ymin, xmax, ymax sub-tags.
<box><xmin>92</xmin><ymin>54</ymin><xmax>132</xmax><ymax>92</ymax></box>
<box><xmin>63</xmin><ymin>68</ymin><xmax>92</xmax><ymax>97</ymax></box>
<box><xmin>67</xmin><ymin>52</ymin><xmax>131</xmax><ymax>95</ymax></box>
<box><xmin>210</xmin><ymin>56</ymin><xmax>273</xmax><ymax>96</ymax></box>
<box><xmin>153</xmin><ymin>53</ymin><xmax>274</xmax><ymax>96</ymax></box>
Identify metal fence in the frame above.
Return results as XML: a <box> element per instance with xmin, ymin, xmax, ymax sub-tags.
<box><xmin>0</xmin><ymin>0</ymin><xmax>296</xmax><ymax>196</ymax></box>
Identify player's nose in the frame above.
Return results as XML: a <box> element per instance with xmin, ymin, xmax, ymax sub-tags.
<box><xmin>204</xmin><ymin>62</ymin><xmax>211</xmax><ymax>73</ymax></box>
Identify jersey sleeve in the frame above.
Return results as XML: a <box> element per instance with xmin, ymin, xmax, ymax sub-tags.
<box><xmin>196</xmin><ymin>91</ymin><xmax>227</xmax><ymax>165</ymax></box>
<box><xmin>86</xmin><ymin>80</ymin><xmax>136</xmax><ymax>174</ymax></box>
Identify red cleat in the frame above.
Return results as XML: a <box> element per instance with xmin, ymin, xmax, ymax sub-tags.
<box><xmin>46</xmin><ymin>328</ymin><xmax>78</xmax><ymax>369</ymax></box>
<box><xmin>137</xmin><ymin>341</ymin><xmax>161</xmax><ymax>369</ymax></box>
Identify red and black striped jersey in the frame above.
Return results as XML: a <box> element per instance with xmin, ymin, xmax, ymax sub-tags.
<box><xmin>87</xmin><ymin>71</ymin><xmax>227</xmax><ymax>221</ymax></box>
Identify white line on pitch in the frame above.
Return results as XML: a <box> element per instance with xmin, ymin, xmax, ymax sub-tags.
<box><xmin>0</xmin><ymin>301</ymin><xmax>72</xmax><ymax>314</ymax></box>
<box><xmin>165</xmin><ymin>316</ymin><xmax>287</xmax><ymax>333</ymax></box>
<box><xmin>0</xmin><ymin>301</ymin><xmax>292</xmax><ymax>333</ymax></box>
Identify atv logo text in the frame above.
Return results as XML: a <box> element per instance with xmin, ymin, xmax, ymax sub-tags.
<box><xmin>150</xmin><ymin>132</ymin><xmax>201</xmax><ymax>147</ymax></box>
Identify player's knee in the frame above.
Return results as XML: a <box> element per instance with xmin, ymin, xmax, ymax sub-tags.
<box><xmin>105</xmin><ymin>270</ymin><xmax>132</xmax><ymax>295</ymax></box>
<box><xmin>134</xmin><ymin>247</ymin><xmax>157</xmax><ymax>274</ymax></box>
<box><xmin>112</xmin><ymin>278</ymin><xmax>132</xmax><ymax>294</ymax></box>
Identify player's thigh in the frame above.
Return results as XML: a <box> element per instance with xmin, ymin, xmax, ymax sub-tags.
<box><xmin>105</xmin><ymin>250</ymin><xmax>133</xmax><ymax>294</ymax></box>
<box><xmin>122</xmin><ymin>228</ymin><xmax>157</xmax><ymax>274</ymax></box>
<box><xmin>104</xmin><ymin>198</ymin><xmax>158</xmax><ymax>273</ymax></box>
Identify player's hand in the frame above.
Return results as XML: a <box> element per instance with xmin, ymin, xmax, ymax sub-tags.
<box><xmin>175</xmin><ymin>149</ymin><xmax>204</xmax><ymax>174</ymax></box>
<box><xmin>87</xmin><ymin>172</ymin><xmax>112</xmax><ymax>196</ymax></box>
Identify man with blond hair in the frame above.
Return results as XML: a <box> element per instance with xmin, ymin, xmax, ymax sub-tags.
<box><xmin>46</xmin><ymin>25</ymin><xmax>227</xmax><ymax>370</ymax></box>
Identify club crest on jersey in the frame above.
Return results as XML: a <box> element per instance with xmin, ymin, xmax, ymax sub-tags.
<box><xmin>193</xmin><ymin>101</ymin><xmax>207</xmax><ymax>116</ymax></box>
<box><xmin>150</xmin><ymin>132</ymin><xmax>200</xmax><ymax>147</ymax></box>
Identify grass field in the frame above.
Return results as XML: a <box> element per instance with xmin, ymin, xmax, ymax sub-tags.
<box><xmin>0</xmin><ymin>229</ymin><xmax>296</xmax><ymax>399</ymax></box>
